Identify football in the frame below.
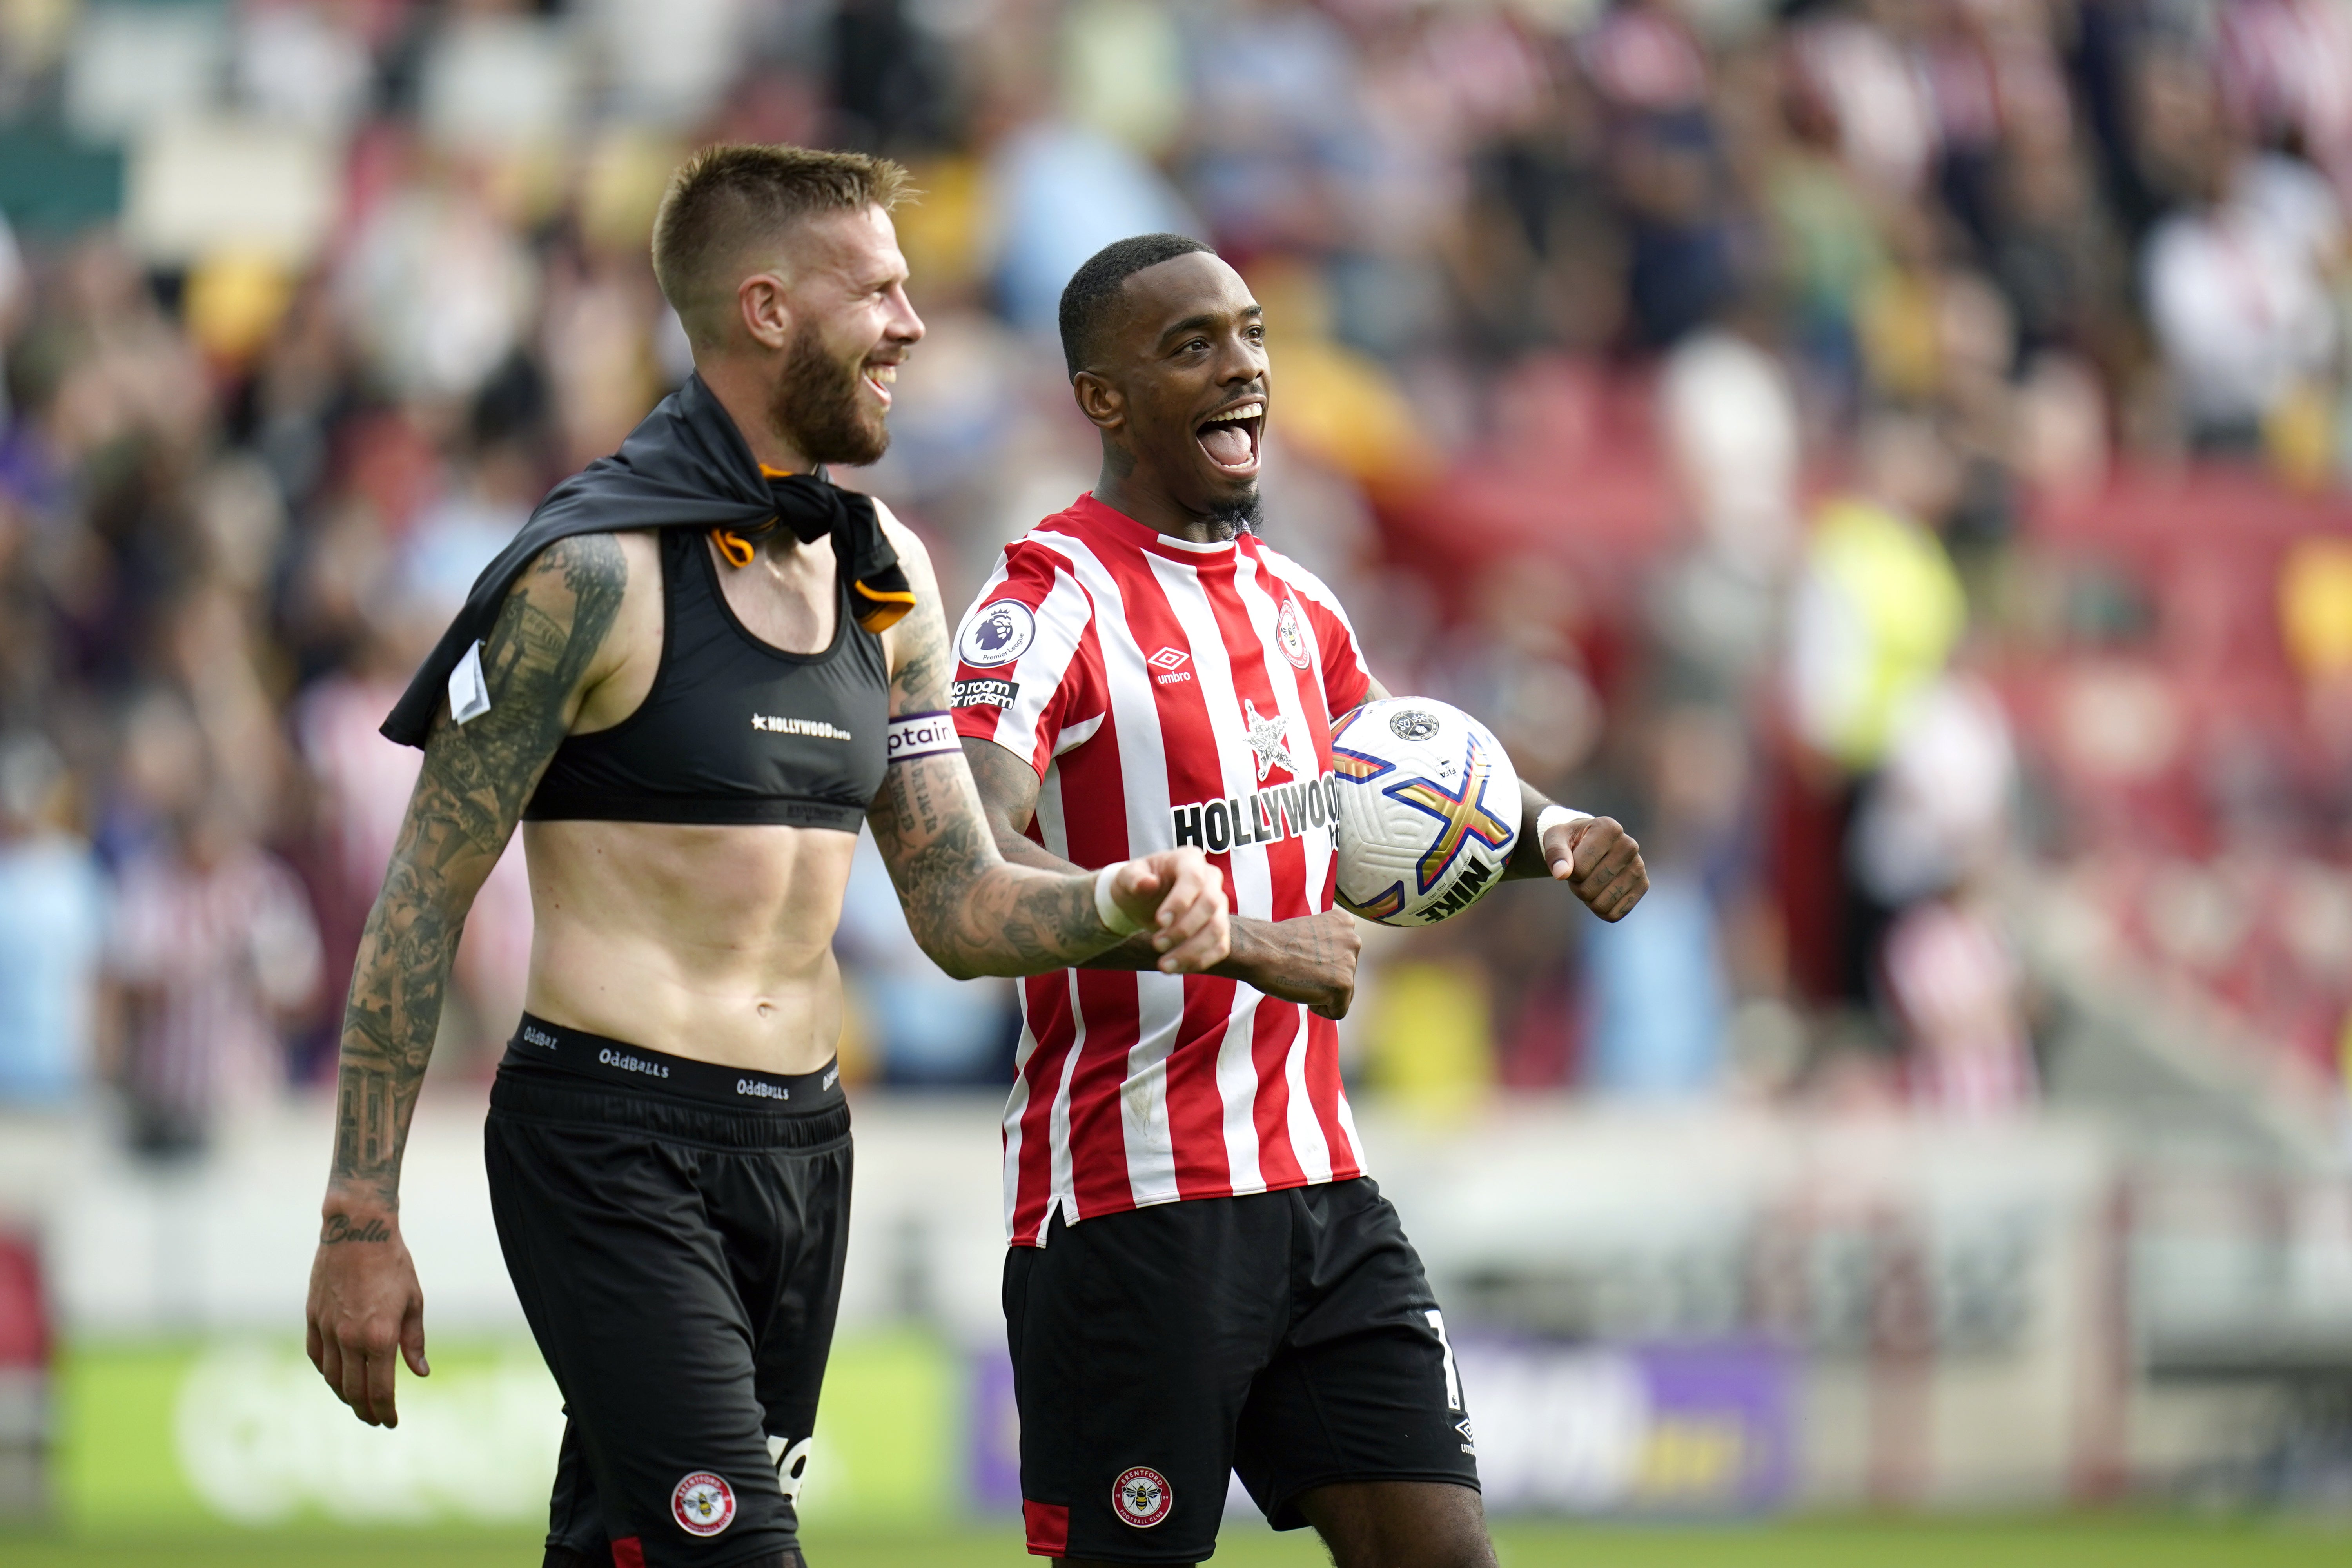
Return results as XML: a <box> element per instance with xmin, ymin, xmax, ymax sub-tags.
<box><xmin>1330</xmin><ymin>697</ymin><xmax>1522</xmax><ymax>926</ymax></box>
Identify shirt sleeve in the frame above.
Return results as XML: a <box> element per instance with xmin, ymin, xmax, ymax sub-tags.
<box><xmin>949</xmin><ymin>542</ymin><xmax>1104</xmax><ymax>779</ymax></box>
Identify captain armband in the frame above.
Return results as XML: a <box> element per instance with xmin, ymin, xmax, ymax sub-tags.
<box><xmin>885</xmin><ymin>711</ymin><xmax>961</xmax><ymax>766</ymax></box>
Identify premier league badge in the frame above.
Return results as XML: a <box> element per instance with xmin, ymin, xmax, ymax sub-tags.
<box><xmin>959</xmin><ymin>600</ymin><xmax>1036</xmax><ymax>668</ymax></box>
<box><xmin>672</xmin><ymin>1471</ymin><xmax>737</xmax><ymax>1536</ymax></box>
<box><xmin>1112</xmin><ymin>1466</ymin><xmax>1173</xmax><ymax>1528</ymax></box>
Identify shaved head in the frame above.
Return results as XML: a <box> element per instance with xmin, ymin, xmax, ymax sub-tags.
<box><xmin>1058</xmin><ymin>232</ymin><xmax>1215</xmax><ymax>377</ymax></box>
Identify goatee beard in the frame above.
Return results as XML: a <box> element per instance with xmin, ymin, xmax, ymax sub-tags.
<box><xmin>771</xmin><ymin>319</ymin><xmax>889</xmax><ymax>468</ymax></box>
<box><xmin>1205</xmin><ymin>487</ymin><xmax>1262</xmax><ymax>539</ymax></box>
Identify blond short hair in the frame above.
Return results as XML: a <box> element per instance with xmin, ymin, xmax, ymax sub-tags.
<box><xmin>651</xmin><ymin>143</ymin><xmax>912</xmax><ymax>346</ymax></box>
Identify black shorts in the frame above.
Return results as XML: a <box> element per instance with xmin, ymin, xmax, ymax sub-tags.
<box><xmin>1004</xmin><ymin>1178</ymin><xmax>1478</xmax><ymax>1564</ymax></box>
<box><xmin>485</xmin><ymin>1016</ymin><xmax>851</xmax><ymax>1568</ymax></box>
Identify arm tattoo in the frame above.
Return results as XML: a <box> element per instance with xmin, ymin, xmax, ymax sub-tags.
<box><xmin>325</xmin><ymin>534</ymin><xmax>626</xmax><ymax>1214</ymax></box>
<box><xmin>869</xmin><ymin>756</ymin><xmax>1110</xmax><ymax>979</ymax></box>
<box><xmin>869</xmin><ymin>584</ymin><xmax>1120</xmax><ymax>978</ymax></box>
<box><xmin>886</xmin><ymin>579</ymin><xmax>949</xmax><ymax>722</ymax></box>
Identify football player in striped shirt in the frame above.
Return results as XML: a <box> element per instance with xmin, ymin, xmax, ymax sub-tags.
<box><xmin>952</xmin><ymin>234</ymin><xmax>1648</xmax><ymax>1567</ymax></box>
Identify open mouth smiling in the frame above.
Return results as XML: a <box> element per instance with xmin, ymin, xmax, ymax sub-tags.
<box><xmin>862</xmin><ymin>361</ymin><xmax>898</xmax><ymax>407</ymax></box>
<box><xmin>1195</xmin><ymin>398</ymin><xmax>1264</xmax><ymax>476</ymax></box>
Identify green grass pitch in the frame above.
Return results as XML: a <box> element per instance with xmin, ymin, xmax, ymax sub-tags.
<box><xmin>0</xmin><ymin>1517</ymin><xmax>2341</xmax><ymax>1567</ymax></box>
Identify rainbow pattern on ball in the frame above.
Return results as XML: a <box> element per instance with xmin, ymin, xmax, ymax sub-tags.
<box><xmin>1389</xmin><ymin>738</ymin><xmax>1516</xmax><ymax>893</ymax></box>
<box><xmin>1329</xmin><ymin>699</ymin><xmax>1521</xmax><ymax>927</ymax></box>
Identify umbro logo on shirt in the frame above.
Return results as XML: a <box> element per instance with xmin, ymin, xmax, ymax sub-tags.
<box><xmin>752</xmin><ymin>714</ymin><xmax>851</xmax><ymax>739</ymax></box>
<box><xmin>1149</xmin><ymin>647</ymin><xmax>1191</xmax><ymax>686</ymax></box>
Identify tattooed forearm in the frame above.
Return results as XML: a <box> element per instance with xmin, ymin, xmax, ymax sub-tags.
<box><xmin>325</xmin><ymin>534</ymin><xmax>627</xmax><ymax>1214</ymax></box>
<box><xmin>958</xmin><ymin>735</ymin><xmax>1320</xmax><ymax>979</ymax></box>
<box><xmin>869</xmin><ymin>753</ymin><xmax>1116</xmax><ymax>978</ymax></box>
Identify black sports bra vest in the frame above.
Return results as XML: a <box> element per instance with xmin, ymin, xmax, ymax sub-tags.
<box><xmin>524</xmin><ymin>530</ymin><xmax>890</xmax><ymax>830</ymax></box>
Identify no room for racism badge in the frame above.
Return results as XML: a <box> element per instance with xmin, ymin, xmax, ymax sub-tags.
<box><xmin>1112</xmin><ymin>1466</ymin><xmax>1173</xmax><ymax>1528</ymax></box>
<box><xmin>672</xmin><ymin>1471</ymin><xmax>737</xmax><ymax>1536</ymax></box>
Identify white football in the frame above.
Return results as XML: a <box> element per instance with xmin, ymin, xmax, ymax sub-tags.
<box><xmin>1330</xmin><ymin>697</ymin><xmax>1521</xmax><ymax>926</ymax></box>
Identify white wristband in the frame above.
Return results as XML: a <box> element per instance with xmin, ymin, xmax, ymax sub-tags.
<box><xmin>1094</xmin><ymin>862</ymin><xmax>1147</xmax><ymax>937</ymax></box>
<box><xmin>1535</xmin><ymin>805</ymin><xmax>1592</xmax><ymax>846</ymax></box>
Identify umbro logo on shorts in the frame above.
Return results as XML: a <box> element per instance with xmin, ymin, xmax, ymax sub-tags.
<box><xmin>1112</xmin><ymin>1466</ymin><xmax>1172</xmax><ymax>1528</ymax></box>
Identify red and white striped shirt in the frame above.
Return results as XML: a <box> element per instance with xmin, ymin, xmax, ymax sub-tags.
<box><xmin>952</xmin><ymin>494</ymin><xmax>1377</xmax><ymax>1244</ymax></box>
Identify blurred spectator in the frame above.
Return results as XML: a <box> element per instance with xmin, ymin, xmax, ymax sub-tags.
<box><xmin>1582</xmin><ymin>873</ymin><xmax>1728</xmax><ymax>1097</ymax></box>
<box><xmin>107</xmin><ymin>789</ymin><xmax>320</xmax><ymax>1156</ymax></box>
<box><xmin>1582</xmin><ymin>703</ymin><xmax>1751</xmax><ymax>1099</ymax></box>
<box><xmin>1884</xmin><ymin>895</ymin><xmax>2037</xmax><ymax>1116</ymax></box>
<box><xmin>1653</xmin><ymin>318</ymin><xmax>1801</xmax><ymax>688</ymax></box>
<box><xmin>1361</xmin><ymin>954</ymin><xmax>1494</xmax><ymax>1121</ymax></box>
<box><xmin>1849</xmin><ymin>673</ymin><xmax>2017</xmax><ymax>910</ymax></box>
<box><xmin>339</xmin><ymin>172</ymin><xmax>539</xmax><ymax>406</ymax></box>
<box><xmin>2143</xmin><ymin>146</ymin><xmax>2341</xmax><ymax>455</ymax></box>
<box><xmin>1789</xmin><ymin>412</ymin><xmax>1969</xmax><ymax>773</ymax></box>
<box><xmin>0</xmin><ymin>733</ymin><xmax>105</xmax><ymax>1106</ymax></box>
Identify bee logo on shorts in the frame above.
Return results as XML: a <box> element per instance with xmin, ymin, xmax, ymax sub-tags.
<box><xmin>671</xmin><ymin>1471</ymin><xmax>736</xmax><ymax>1536</ymax></box>
<box><xmin>1112</xmin><ymin>1466</ymin><xmax>1173</xmax><ymax>1528</ymax></box>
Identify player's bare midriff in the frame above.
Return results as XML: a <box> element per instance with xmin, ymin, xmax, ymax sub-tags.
<box><xmin>514</xmin><ymin>526</ymin><xmax>859</xmax><ymax>1077</ymax></box>
<box><xmin>522</xmin><ymin>818</ymin><xmax>855</xmax><ymax>1076</ymax></box>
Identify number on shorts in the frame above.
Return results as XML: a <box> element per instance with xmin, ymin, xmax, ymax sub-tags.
<box><xmin>766</xmin><ymin>1434</ymin><xmax>815</xmax><ymax>1503</ymax></box>
<box><xmin>1424</xmin><ymin>1309</ymin><xmax>1463</xmax><ymax>1412</ymax></box>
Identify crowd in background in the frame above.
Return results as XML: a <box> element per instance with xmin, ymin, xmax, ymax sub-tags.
<box><xmin>2</xmin><ymin>0</ymin><xmax>2351</xmax><ymax>1152</ymax></box>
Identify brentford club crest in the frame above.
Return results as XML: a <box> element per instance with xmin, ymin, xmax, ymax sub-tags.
<box><xmin>1275</xmin><ymin>598</ymin><xmax>1313</xmax><ymax>670</ymax></box>
<box><xmin>672</xmin><ymin>1471</ymin><xmax>736</xmax><ymax>1536</ymax></box>
<box><xmin>1112</xmin><ymin>1466</ymin><xmax>1173</xmax><ymax>1528</ymax></box>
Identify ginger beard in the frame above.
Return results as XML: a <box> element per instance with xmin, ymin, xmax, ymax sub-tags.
<box><xmin>771</xmin><ymin>313</ymin><xmax>893</xmax><ymax>468</ymax></box>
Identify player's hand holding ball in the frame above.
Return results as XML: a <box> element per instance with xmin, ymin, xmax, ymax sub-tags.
<box><xmin>1331</xmin><ymin>695</ymin><xmax>1646</xmax><ymax>926</ymax></box>
<box><xmin>1106</xmin><ymin>847</ymin><xmax>1232</xmax><ymax>973</ymax></box>
<box><xmin>1546</xmin><ymin>813</ymin><xmax>1647</xmax><ymax>922</ymax></box>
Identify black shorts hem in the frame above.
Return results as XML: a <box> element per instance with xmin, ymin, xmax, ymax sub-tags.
<box><xmin>1259</xmin><ymin>1468</ymin><xmax>1483</xmax><ymax>1532</ymax></box>
<box><xmin>1033</xmin><ymin>1541</ymin><xmax>1222</xmax><ymax>1565</ymax></box>
<box><xmin>548</xmin><ymin>1530</ymin><xmax>798</xmax><ymax>1568</ymax></box>
<box><xmin>708</xmin><ymin>1533</ymin><xmax>801</xmax><ymax>1568</ymax></box>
